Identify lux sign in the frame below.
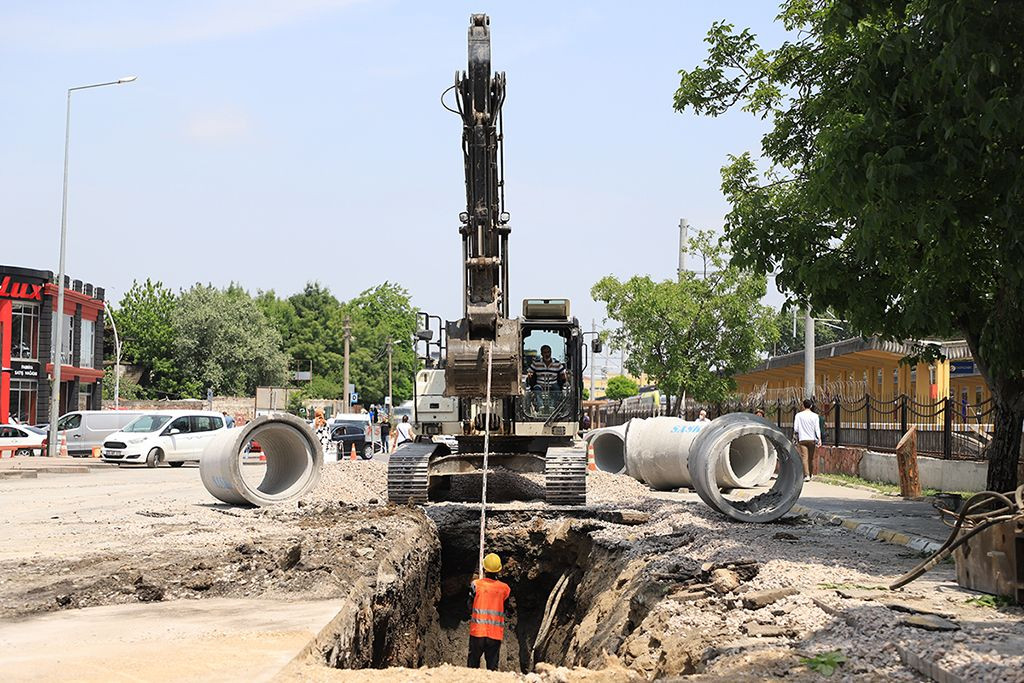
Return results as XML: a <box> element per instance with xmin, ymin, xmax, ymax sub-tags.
<box><xmin>0</xmin><ymin>277</ymin><xmax>43</xmax><ymax>301</ymax></box>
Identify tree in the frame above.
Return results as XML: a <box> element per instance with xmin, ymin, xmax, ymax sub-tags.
<box><xmin>113</xmin><ymin>279</ymin><xmax>182</xmax><ymax>398</ymax></box>
<box><xmin>592</xmin><ymin>230</ymin><xmax>778</xmax><ymax>415</ymax></box>
<box><xmin>343</xmin><ymin>282</ymin><xmax>418</xmax><ymax>406</ymax></box>
<box><xmin>674</xmin><ymin>0</ymin><xmax>1024</xmax><ymax>490</ymax></box>
<box><xmin>605</xmin><ymin>375</ymin><xmax>639</xmax><ymax>400</ymax></box>
<box><xmin>277</xmin><ymin>283</ymin><xmax>346</xmax><ymax>386</ymax></box>
<box><xmin>172</xmin><ymin>284</ymin><xmax>289</xmax><ymax>396</ymax></box>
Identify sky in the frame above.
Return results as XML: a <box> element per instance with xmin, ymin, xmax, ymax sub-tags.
<box><xmin>1</xmin><ymin>0</ymin><xmax>790</xmax><ymax>341</ymax></box>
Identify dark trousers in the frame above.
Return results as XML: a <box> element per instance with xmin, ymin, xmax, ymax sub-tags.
<box><xmin>467</xmin><ymin>635</ymin><xmax>501</xmax><ymax>671</ymax></box>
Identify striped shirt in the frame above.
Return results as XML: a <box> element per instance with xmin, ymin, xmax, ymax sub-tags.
<box><xmin>529</xmin><ymin>358</ymin><xmax>566</xmax><ymax>388</ymax></box>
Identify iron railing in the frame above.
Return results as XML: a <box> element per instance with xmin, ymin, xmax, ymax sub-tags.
<box><xmin>587</xmin><ymin>394</ymin><xmax>1013</xmax><ymax>462</ymax></box>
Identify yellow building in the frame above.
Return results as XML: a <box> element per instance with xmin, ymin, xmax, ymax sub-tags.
<box><xmin>734</xmin><ymin>337</ymin><xmax>991</xmax><ymax>408</ymax></box>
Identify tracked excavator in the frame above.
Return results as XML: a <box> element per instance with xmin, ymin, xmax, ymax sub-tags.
<box><xmin>387</xmin><ymin>14</ymin><xmax>589</xmax><ymax>506</ymax></box>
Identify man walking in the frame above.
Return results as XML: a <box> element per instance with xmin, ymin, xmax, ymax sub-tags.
<box><xmin>468</xmin><ymin>552</ymin><xmax>511</xmax><ymax>671</ymax></box>
<box><xmin>793</xmin><ymin>399</ymin><xmax>821</xmax><ymax>482</ymax></box>
<box><xmin>391</xmin><ymin>415</ymin><xmax>415</xmax><ymax>451</ymax></box>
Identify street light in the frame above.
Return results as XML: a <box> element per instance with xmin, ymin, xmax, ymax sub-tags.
<box><xmin>48</xmin><ymin>77</ymin><xmax>136</xmax><ymax>457</ymax></box>
<box><xmin>104</xmin><ymin>306</ymin><xmax>122</xmax><ymax>410</ymax></box>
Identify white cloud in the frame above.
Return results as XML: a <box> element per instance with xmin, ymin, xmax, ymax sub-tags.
<box><xmin>0</xmin><ymin>0</ymin><xmax>368</xmax><ymax>50</ymax></box>
<box><xmin>184</xmin><ymin>107</ymin><xmax>253</xmax><ymax>142</ymax></box>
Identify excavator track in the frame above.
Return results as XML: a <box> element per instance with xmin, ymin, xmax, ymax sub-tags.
<box><xmin>387</xmin><ymin>443</ymin><xmax>435</xmax><ymax>505</ymax></box>
<box><xmin>544</xmin><ymin>447</ymin><xmax>587</xmax><ymax>506</ymax></box>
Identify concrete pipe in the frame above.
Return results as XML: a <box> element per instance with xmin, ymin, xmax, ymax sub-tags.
<box><xmin>582</xmin><ymin>425</ymin><xmax>627</xmax><ymax>474</ymax></box>
<box><xmin>623</xmin><ymin>416</ymin><xmax>772</xmax><ymax>489</ymax></box>
<box><xmin>687</xmin><ymin>413</ymin><xmax>803</xmax><ymax>523</ymax></box>
<box><xmin>200</xmin><ymin>413</ymin><xmax>323</xmax><ymax>507</ymax></box>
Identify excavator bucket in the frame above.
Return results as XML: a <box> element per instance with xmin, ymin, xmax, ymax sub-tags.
<box><xmin>444</xmin><ymin>318</ymin><xmax>522</xmax><ymax>398</ymax></box>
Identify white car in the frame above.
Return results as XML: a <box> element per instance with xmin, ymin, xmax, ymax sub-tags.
<box><xmin>0</xmin><ymin>424</ymin><xmax>46</xmax><ymax>456</ymax></box>
<box><xmin>101</xmin><ymin>411</ymin><xmax>227</xmax><ymax>468</ymax></box>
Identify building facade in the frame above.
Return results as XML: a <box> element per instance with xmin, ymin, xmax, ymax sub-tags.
<box><xmin>0</xmin><ymin>265</ymin><xmax>105</xmax><ymax>424</ymax></box>
<box><xmin>733</xmin><ymin>336</ymin><xmax>991</xmax><ymax>408</ymax></box>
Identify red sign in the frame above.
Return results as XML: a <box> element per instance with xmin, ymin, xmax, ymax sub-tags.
<box><xmin>0</xmin><ymin>277</ymin><xmax>42</xmax><ymax>301</ymax></box>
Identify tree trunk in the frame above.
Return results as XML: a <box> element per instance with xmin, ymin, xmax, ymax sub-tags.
<box><xmin>895</xmin><ymin>426</ymin><xmax>920</xmax><ymax>498</ymax></box>
<box><xmin>673</xmin><ymin>387</ymin><xmax>686</xmax><ymax>418</ymax></box>
<box><xmin>985</xmin><ymin>399</ymin><xmax>1023</xmax><ymax>492</ymax></box>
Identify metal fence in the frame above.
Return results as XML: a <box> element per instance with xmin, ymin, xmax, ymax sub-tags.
<box><xmin>588</xmin><ymin>393</ymin><xmax>1010</xmax><ymax>462</ymax></box>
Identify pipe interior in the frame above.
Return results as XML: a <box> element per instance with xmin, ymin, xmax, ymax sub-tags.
<box><xmin>243</xmin><ymin>424</ymin><xmax>315</xmax><ymax>499</ymax></box>
<box><xmin>591</xmin><ymin>432</ymin><xmax>626</xmax><ymax>473</ymax></box>
<box><xmin>726</xmin><ymin>434</ymin><xmax>769</xmax><ymax>485</ymax></box>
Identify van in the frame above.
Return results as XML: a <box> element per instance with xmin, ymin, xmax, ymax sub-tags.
<box><xmin>54</xmin><ymin>410</ymin><xmax>145</xmax><ymax>456</ymax></box>
<box><xmin>101</xmin><ymin>410</ymin><xmax>228</xmax><ymax>467</ymax></box>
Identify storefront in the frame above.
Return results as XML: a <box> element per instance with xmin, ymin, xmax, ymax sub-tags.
<box><xmin>0</xmin><ymin>265</ymin><xmax>105</xmax><ymax>425</ymax></box>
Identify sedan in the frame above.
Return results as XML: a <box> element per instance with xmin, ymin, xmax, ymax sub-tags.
<box><xmin>0</xmin><ymin>424</ymin><xmax>46</xmax><ymax>456</ymax></box>
<box><xmin>330</xmin><ymin>421</ymin><xmax>376</xmax><ymax>459</ymax></box>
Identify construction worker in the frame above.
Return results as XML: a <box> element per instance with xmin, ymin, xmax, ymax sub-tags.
<box><xmin>467</xmin><ymin>552</ymin><xmax>511</xmax><ymax>671</ymax></box>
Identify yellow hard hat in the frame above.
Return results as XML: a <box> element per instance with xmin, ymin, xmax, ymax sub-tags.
<box><xmin>483</xmin><ymin>553</ymin><xmax>502</xmax><ymax>573</ymax></box>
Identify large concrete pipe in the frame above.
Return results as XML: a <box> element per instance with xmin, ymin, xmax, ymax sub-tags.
<box><xmin>582</xmin><ymin>425</ymin><xmax>627</xmax><ymax>474</ymax></box>
<box><xmin>623</xmin><ymin>416</ymin><xmax>773</xmax><ymax>489</ymax></box>
<box><xmin>687</xmin><ymin>413</ymin><xmax>803</xmax><ymax>523</ymax></box>
<box><xmin>200</xmin><ymin>414</ymin><xmax>323</xmax><ymax>506</ymax></box>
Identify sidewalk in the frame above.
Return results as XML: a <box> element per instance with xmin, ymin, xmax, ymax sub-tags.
<box><xmin>793</xmin><ymin>479</ymin><xmax>949</xmax><ymax>553</ymax></box>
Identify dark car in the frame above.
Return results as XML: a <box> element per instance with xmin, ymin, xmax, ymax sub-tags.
<box><xmin>330</xmin><ymin>421</ymin><xmax>374</xmax><ymax>459</ymax></box>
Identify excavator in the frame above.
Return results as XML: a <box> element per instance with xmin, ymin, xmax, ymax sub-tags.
<box><xmin>387</xmin><ymin>14</ymin><xmax>589</xmax><ymax>506</ymax></box>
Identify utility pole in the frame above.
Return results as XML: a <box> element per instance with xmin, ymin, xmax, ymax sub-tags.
<box><xmin>589</xmin><ymin>319</ymin><xmax>596</xmax><ymax>400</ymax></box>
<box><xmin>804</xmin><ymin>309</ymin><xmax>816</xmax><ymax>400</ymax></box>
<box><xmin>677</xmin><ymin>218</ymin><xmax>688</xmax><ymax>281</ymax></box>
<box><xmin>342</xmin><ymin>317</ymin><xmax>351</xmax><ymax>413</ymax></box>
<box><xmin>386</xmin><ymin>340</ymin><xmax>394</xmax><ymax>416</ymax></box>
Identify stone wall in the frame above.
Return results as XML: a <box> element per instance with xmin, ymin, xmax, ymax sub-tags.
<box><xmin>119</xmin><ymin>396</ymin><xmax>256</xmax><ymax>425</ymax></box>
<box><xmin>812</xmin><ymin>444</ymin><xmax>995</xmax><ymax>492</ymax></box>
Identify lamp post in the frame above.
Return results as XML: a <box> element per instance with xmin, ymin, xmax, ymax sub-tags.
<box><xmin>48</xmin><ymin>76</ymin><xmax>136</xmax><ymax>457</ymax></box>
<box><xmin>104</xmin><ymin>306</ymin><xmax>122</xmax><ymax>410</ymax></box>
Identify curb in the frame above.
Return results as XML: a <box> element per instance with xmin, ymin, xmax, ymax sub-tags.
<box><xmin>790</xmin><ymin>503</ymin><xmax>944</xmax><ymax>555</ymax></box>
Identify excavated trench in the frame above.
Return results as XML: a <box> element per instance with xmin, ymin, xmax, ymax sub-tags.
<box><xmin>314</xmin><ymin>505</ymin><xmax>706</xmax><ymax>676</ymax></box>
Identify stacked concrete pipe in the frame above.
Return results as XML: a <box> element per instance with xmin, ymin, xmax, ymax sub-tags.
<box><xmin>585</xmin><ymin>414</ymin><xmax>802</xmax><ymax>523</ymax></box>
<box><xmin>200</xmin><ymin>413</ymin><xmax>323</xmax><ymax>506</ymax></box>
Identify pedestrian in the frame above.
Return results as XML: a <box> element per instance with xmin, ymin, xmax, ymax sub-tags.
<box><xmin>696</xmin><ymin>409</ymin><xmax>710</xmax><ymax>423</ymax></box>
<box><xmin>313</xmin><ymin>408</ymin><xmax>331</xmax><ymax>456</ymax></box>
<box><xmin>581</xmin><ymin>413</ymin><xmax>591</xmax><ymax>430</ymax></box>
<box><xmin>222</xmin><ymin>411</ymin><xmax>235</xmax><ymax>428</ymax></box>
<box><xmin>391</xmin><ymin>415</ymin><xmax>415</xmax><ymax>451</ymax></box>
<box><xmin>467</xmin><ymin>552</ymin><xmax>511</xmax><ymax>671</ymax></box>
<box><xmin>793</xmin><ymin>399</ymin><xmax>821</xmax><ymax>482</ymax></box>
<box><xmin>754</xmin><ymin>408</ymin><xmax>766</xmax><ymax>418</ymax></box>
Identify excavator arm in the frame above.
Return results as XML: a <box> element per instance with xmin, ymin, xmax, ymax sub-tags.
<box><xmin>445</xmin><ymin>14</ymin><xmax>521</xmax><ymax>398</ymax></box>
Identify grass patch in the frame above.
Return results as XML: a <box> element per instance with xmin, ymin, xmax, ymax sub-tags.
<box><xmin>814</xmin><ymin>473</ymin><xmax>900</xmax><ymax>495</ymax></box>
<box><xmin>800</xmin><ymin>650</ymin><xmax>846</xmax><ymax>676</ymax></box>
<box><xmin>814</xmin><ymin>473</ymin><xmax>973</xmax><ymax>498</ymax></box>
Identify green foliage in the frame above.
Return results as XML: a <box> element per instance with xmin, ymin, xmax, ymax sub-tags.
<box><xmin>303</xmin><ymin>375</ymin><xmax>341</xmax><ymax>399</ymax></box>
<box><xmin>113</xmin><ymin>279</ymin><xmax>181</xmax><ymax>398</ymax></box>
<box><xmin>592</xmin><ymin>230</ymin><xmax>778</xmax><ymax>414</ymax></box>
<box><xmin>964</xmin><ymin>594</ymin><xmax>1012</xmax><ymax>609</ymax></box>
<box><xmin>605</xmin><ymin>375</ymin><xmax>639</xmax><ymax>400</ymax></box>
<box><xmin>343</xmin><ymin>282</ymin><xmax>419</xmax><ymax>406</ymax></box>
<box><xmin>171</xmin><ymin>284</ymin><xmax>289</xmax><ymax>397</ymax></box>
<box><xmin>675</xmin><ymin>0</ymin><xmax>1024</xmax><ymax>490</ymax></box>
<box><xmin>101</xmin><ymin>366</ymin><xmax>144</xmax><ymax>401</ymax></box>
<box><xmin>800</xmin><ymin>650</ymin><xmax>846</xmax><ymax>677</ymax></box>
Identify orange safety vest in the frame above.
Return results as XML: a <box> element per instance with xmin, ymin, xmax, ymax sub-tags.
<box><xmin>469</xmin><ymin>578</ymin><xmax>511</xmax><ymax>640</ymax></box>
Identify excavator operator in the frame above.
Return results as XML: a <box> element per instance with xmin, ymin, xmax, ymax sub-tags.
<box><xmin>467</xmin><ymin>552</ymin><xmax>512</xmax><ymax>671</ymax></box>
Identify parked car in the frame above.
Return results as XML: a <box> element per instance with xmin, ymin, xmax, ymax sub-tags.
<box><xmin>51</xmin><ymin>410</ymin><xmax>145</xmax><ymax>457</ymax></box>
<box><xmin>330</xmin><ymin>420</ymin><xmax>375</xmax><ymax>459</ymax></box>
<box><xmin>102</xmin><ymin>411</ymin><xmax>227</xmax><ymax>467</ymax></box>
<box><xmin>0</xmin><ymin>424</ymin><xmax>45</xmax><ymax>456</ymax></box>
